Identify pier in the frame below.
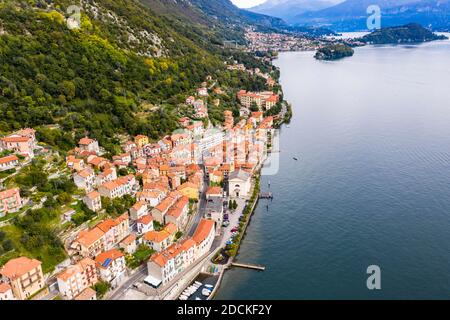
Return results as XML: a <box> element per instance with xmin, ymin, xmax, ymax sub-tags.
<box><xmin>231</xmin><ymin>262</ymin><xmax>266</xmax><ymax>271</ymax></box>
<box><xmin>259</xmin><ymin>192</ymin><xmax>273</xmax><ymax>199</ymax></box>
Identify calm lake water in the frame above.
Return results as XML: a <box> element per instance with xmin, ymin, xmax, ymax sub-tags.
<box><xmin>216</xmin><ymin>35</ymin><xmax>450</xmax><ymax>299</ymax></box>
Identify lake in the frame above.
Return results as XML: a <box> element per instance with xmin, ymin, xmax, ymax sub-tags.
<box><xmin>216</xmin><ymin>35</ymin><xmax>450</xmax><ymax>299</ymax></box>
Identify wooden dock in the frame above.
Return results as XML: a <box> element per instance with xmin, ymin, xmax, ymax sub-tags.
<box><xmin>231</xmin><ymin>262</ymin><xmax>266</xmax><ymax>271</ymax></box>
<box><xmin>259</xmin><ymin>192</ymin><xmax>273</xmax><ymax>199</ymax></box>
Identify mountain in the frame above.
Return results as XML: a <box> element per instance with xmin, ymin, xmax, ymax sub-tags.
<box><xmin>249</xmin><ymin>0</ymin><xmax>344</xmax><ymax>22</ymax></box>
<box><xmin>0</xmin><ymin>0</ymin><xmax>272</xmax><ymax>153</ymax></box>
<box><xmin>292</xmin><ymin>0</ymin><xmax>450</xmax><ymax>31</ymax></box>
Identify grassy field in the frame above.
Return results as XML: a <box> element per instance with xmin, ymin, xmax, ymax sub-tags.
<box><xmin>0</xmin><ymin>224</ymin><xmax>67</xmax><ymax>273</ymax></box>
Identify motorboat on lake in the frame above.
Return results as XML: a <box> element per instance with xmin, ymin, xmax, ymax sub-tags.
<box><xmin>202</xmin><ymin>288</ymin><xmax>211</xmax><ymax>296</ymax></box>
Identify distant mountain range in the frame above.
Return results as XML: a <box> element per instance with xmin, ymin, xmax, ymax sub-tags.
<box><xmin>249</xmin><ymin>0</ymin><xmax>344</xmax><ymax>22</ymax></box>
<box><xmin>250</xmin><ymin>0</ymin><xmax>450</xmax><ymax>31</ymax></box>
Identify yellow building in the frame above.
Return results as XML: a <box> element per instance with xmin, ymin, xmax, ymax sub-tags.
<box><xmin>134</xmin><ymin>135</ymin><xmax>149</xmax><ymax>148</ymax></box>
<box><xmin>177</xmin><ymin>182</ymin><xmax>199</xmax><ymax>201</ymax></box>
<box><xmin>0</xmin><ymin>257</ymin><xmax>45</xmax><ymax>300</ymax></box>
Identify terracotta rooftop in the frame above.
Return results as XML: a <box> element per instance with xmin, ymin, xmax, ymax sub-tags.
<box><xmin>0</xmin><ymin>282</ymin><xmax>12</xmax><ymax>293</ymax></box>
<box><xmin>0</xmin><ymin>257</ymin><xmax>41</xmax><ymax>279</ymax></box>
<box><xmin>95</xmin><ymin>249</ymin><xmax>124</xmax><ymax>268</ymax></box>
<box><xmin>0</xmin><ymin>155</ymin><xmax>18</xmax><ymax>165</ymax></box>
<box><xmin>74</xmin><ymin>287</ymin><xmax>97</xmax><ymax>300</ymax></box>
<box><xmin>192</xmin><ymin>219</ymin><xmax>215</xmax><ymax>245</ymax></box>
<box><xmin>56</xmin><ymin>258</ymin><xmax>95</xmax><ymax>282</ymax></box>
<box><xmin>0</xmin><ymin>188</ymin><xmax>20</xmax><ymax>201</ymax></box>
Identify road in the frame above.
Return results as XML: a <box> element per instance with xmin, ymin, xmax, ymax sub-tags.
<box><xmin>108</xmin><ymin>265</ymin><xmax>147</xmax><ymax>300</ymax></box>
<box><xmin>186</xmin><ymin>176</ymin><xmax>209</xmax><ymax>237</ymax></box>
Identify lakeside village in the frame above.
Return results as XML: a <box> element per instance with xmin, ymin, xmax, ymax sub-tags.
<box><xmin>245</xmin><ymin>28</ymin><xmax>365</xmax><ymax>54</ymax></box>
<box><xmin>0</xmin><ymin>60</ymin><xmax>288</xmax><ymax>300</ymax></box>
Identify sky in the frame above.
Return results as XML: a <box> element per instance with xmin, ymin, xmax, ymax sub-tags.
<box><xmin>231</xmin><ymin>0</ymin><xmax>267</xmax><ymax>8</ymax></box>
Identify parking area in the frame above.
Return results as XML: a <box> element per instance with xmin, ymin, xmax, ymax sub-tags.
<box><xmin>219</xmin><ymin>197</ymin><xmax>247</xmax><ymax>248</ymax></box>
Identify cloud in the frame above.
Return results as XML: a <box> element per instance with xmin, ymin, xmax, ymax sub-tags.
<box><xmin>231</xmin><ymin>0</ymin><xmax>268</xmax><ymax>8</ymax></box>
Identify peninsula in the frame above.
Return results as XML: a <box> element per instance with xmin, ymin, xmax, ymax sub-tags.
<box><xmin>359</xmin><ymin>23</ymin><xmax>448</xmax><ymax>44</ymax></box>
<box><xmin>314</xmin><ymin>43</ymin><xmax>354</xmax><ymax>61</ymax></box>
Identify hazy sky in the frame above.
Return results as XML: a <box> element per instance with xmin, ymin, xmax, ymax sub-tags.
<box><xmin>231</xmin><ymin>0</ymin><xmax>267</xmax><ymax>8</ymax></box>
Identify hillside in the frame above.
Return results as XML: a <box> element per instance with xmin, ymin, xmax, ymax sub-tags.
<box><xmin>292</xmin><ymin>0</ymin><xmax>450</xmax><ymax>31</ymax></box>
<box><xmin>360</xmin><ymin>23</ymin><xmax>448</xmax><ymax>44</ymax></box>
<box><xmin>0</xmin><ymin>0</ymin><xmax>270</xmax><ymax>154</ymax></box>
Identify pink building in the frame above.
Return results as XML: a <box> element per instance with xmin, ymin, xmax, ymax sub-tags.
<box><xmin>0</xmin><ymin>188</ymin><xmax>22</xmax><ymax>217</ymax></box>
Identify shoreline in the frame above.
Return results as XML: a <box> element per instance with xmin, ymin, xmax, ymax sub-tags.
<box><xmin>210</xmin><ymin>117</ymin><xmax>288</xmax><ymax>300</ymax></box>
<box><xmin>209</xmin><ymin>173</ymin><xmax>261</xmax><ymax>300</ymax></box>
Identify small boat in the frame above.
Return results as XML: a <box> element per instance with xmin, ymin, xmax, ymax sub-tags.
<box><xmin>293</xmin><ymin>157</ymin><xmax>298</xmax><ymax>161</ymax></box>
<box><xmin>195</xmin><ymin>281</ymin><xmax>203</xmax><ymax>286</ymax></box>
<box><xmin>195</xmin><ymin>297</ymin><xmax>202</xmax><ymax>300</ymax></box>
<box><xmin>205</xmin><ymin>284</ymin><xmax>214</xmax><ymax>289</ymax></box>
<box><xmin>179</xmin><ymin>295</ymin><xmax>188</xmax><ymax>300</ymax></box>
<box><xmin>202</xmin><ymin>288</ymin><xmax>211</xmax><ymax>296</ymax></box>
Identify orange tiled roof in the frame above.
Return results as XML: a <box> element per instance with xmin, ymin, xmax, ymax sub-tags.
<box><xmin>85</xmin><ymin>190</ymin><xmax>100</xmax><ymax>200</ymax></box>
<box><xmin>155</xmin><ymin>196</ymin><xmax>175</xmax><ymax>213</ymax></box>
<box><xmin>77</xmin><ymin>168</ymin><xmax>94</xmax><ymax>178</ymax></box>
<box><xmin>0</xmin><ymin>282</ymin><xmax>12</xmax><ymax>294</ymax></box>
<box><xmin>120</xmin><ymin>234</ymin><xmax>136</xmax><ymax>246</ymax></box>
<box><xmin>79</xmin><ymin>137</ymin><xmax>95</xmax><ymax>145</ymax></box>
<box><xmin>131</xmin><ymin>200</ymin><xmax>147</xmax><ymax>211</ymax></box>
<box><xmin>177</xmin><ymin>182</ymin><xmax>197</xmax><ymax>191</ymax></box>
<box><xmin>164</xmin><ymin>222</ymin><xmax>177</xmax><ymax>235</ymax></box>
<box><xmin>0</xmin><ymin>188</ymin><xmax>20</xmax><ymax>201</ymax></box>
<box><xmin>74</xmin><ymin>287</ymin><xmax>97</xmax><ymax>300</ymax></box>
<box><xmin>1</xmin><ymin>136</ymin><xmax>29</xmax><ymax>143</ymax></box>
<box><xmin>0</xmin><ymin>155</ymin><xmax>18</xmax><ymax>165</ymax></box>
<box><xmin>137</xmin><ymin>214</ymin><xmax>153</xmax><ymax>225</ymax></box>
<box><xmin>192</xmin><ymin>219</ymin><xmax>214</xmax><ymax>245</ymax></box>
<box><xmin>150</xmin><ymin>252</ymin><xmax>169</xmax><ymax>267</ymax></box>
<box><xmin>206</xmin><ymin>186</ymin><xmax>222</xmax><ymax>195</ymax></box>
<box><xmin>144</xmin><ymin>230</ymin><xmax>170</xmax><ymax>243</ymax></box>
<box><xmin>0</xmin><ymin>257</ymin><xmax>41</xmax><ymax>279</ymax></box>
<box><xmin>76</xmin><ymin>228</ymin><xmax>105</xmax><ymax>247</ymax></box>
<box><xmin>57</xmin><ymin>258</ymin><xmax>95</xmax><ymax>282</ymax></box>
<box><xmin>95</xmin><ymin>249</ymin><xmax>124</xmax><ymax>268</ymax></box>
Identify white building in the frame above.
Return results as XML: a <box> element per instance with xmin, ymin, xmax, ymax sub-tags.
<box><xmin>228</xmin><ymin>169</ymin><xmax>251</xmax><ymax>198</ymax></box>
<box><xmin>95</xmin><ymin>249</ymin><xmax>126</xmax><ymax>289</ymax></box>
<box><xmin>83</xmin><ymin>191</ymin><xmax>102</xmax><ymax>212</ymax></box>
<box><xmin>98</xmin><ymin>175</ymin><xmax>136</xmax><ymax>199</ymax></box>
<box><xmin>192</xmin><ymin>219</ymin><xmax>215</xmax><ymax>259</ymax></box>
<box><xmin>0</xmin><ymin>155</ymin><xmax>19</xmax><ymax>172</ymax></box>
<box><xmin>129</xmin><ymin>200</ymin><xmax>148</xmax><ymax>220</ymax></box>
<box><xmin>136</xmin><ymin>214</ymin><xmax>154</xmax><ymax>235</ymax></box>
<box><xmin>56</xmin><ymin>258</ymin><xmax>98</xmax><ymax>300</ymax></box>
<box><xmin>79</xmin><ymin>137</ymin><xmax>100</xmax><ymax>154</ymax></box>
<box><xmin>0</xmin><ymin>283</ymin><xmax>14</xmax><ymax>300</ymax></box>
<box><xmin>73</xmin><ymin>167</ymin><xmax>96</xmax><ymax>192</ymax></box>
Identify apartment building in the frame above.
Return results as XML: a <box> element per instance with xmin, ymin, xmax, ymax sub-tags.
<box><xmin>98</xmin><ymin>175</ymin><xmax>136</xmax><ymax>199</ymax></box>
<box><xmin>0</xmin><ymin>257</ymin><xmax>44</xmax><ymax>300</ymax></box>
<box><xmin>95</xmin><ymin>249</ymin><xmax>126</xmax><ymax>288</ymax></box>
<box><xmin>0</xmin><ymin>155</ymin><xmax>19</xmax><ymax>171</ymax></box>
<box><xmin>83</xmin><ymin>191</ymin><xmax>102</xmax><ymax>212</ymax></box>
<box><xmin>0</xmin><ymin>188</ymin><xmax>23</xmax><ymax>217</ymax></box>
<box><xmin>73</xmin><ymin>167</ymin><xmax>96</xmax><ymax>192</ymax></box>
<box><xmin>56</xmin><ymin>258</ymin><xmax>98</xmax><ymax>300</ymax></box>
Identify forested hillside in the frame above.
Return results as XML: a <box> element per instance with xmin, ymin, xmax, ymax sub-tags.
<box><xmin>0</xmin><ymin>0</ymin><xmax>268</xmax><ymax>154</ymax></box>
